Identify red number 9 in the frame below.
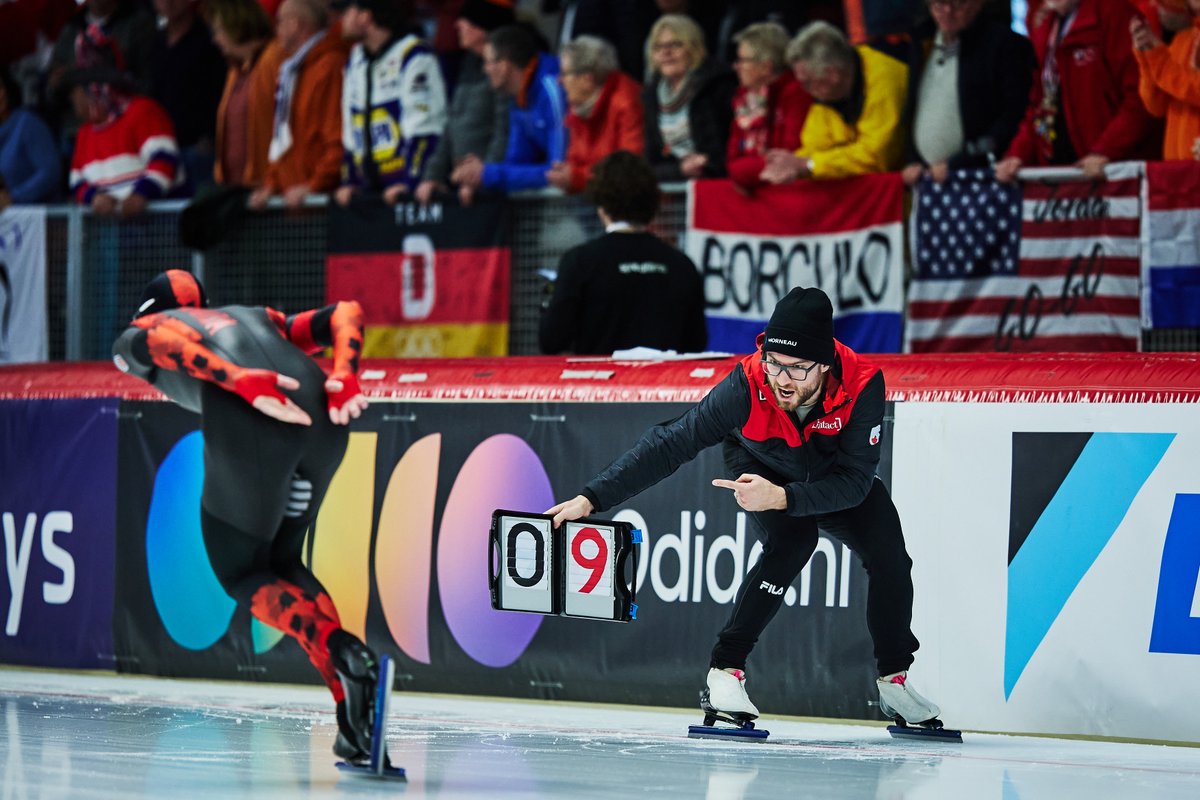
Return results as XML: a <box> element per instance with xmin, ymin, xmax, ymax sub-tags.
<box><xmin>572</xmin><ymin>527</ymin><xmax>608</xmax><ymax>594</ymax></box>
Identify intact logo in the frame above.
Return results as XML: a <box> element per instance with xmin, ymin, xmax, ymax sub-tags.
<box><xmin>810</xmin><ymin>419</ymin><xmax>842</xmax><ymax>433</ymax></box>
<box><xmin>1004</xmin><ymin>432</ymin><xmax>1175</xmax><ymax>698</ymax></box>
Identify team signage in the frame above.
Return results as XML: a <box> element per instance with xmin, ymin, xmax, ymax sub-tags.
<box><xmin>489</xmin><ymin>510</ymin><xmax>639</xmax><ymax>623</ymax></box>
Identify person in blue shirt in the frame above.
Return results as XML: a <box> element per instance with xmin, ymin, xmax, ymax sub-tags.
<box><xmin>0</xmin><ymin>67</ymin><xmax>61</xmax><ymax>206</ymax></box>
<box><xmin>450</xmin><ymin>23</ymin><xmax>568</xmax><ymax>193</ymax></box>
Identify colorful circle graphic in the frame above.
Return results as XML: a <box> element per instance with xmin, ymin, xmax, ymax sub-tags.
<box><xmin>437</xmin><ymin>434</ymin><xmax>553</xmax><ymax>667</ymax></box>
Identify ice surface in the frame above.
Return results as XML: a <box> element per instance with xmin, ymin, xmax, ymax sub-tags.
<box><xmin>2</xmin><ymin>668</ymin><xmax>1197</xmax><ymax>799</ymax></box>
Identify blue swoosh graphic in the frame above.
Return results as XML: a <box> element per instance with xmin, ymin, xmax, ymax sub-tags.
<box><xmin>1005</xmin><ymin>432</ymin><xmax>1175</xmax><ymax>698</ymax></box>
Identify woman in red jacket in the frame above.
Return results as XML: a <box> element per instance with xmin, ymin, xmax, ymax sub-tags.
<box><xmin>725</xmin><ymin>21</ymin><xmax>812</xmax><ymax>192</ymax></box>
<box><xmin>549</xmin><ymin>35</ymin><xmax>645</xmax><ymax>195</ymax></box>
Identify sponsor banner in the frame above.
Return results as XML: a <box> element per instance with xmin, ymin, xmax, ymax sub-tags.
<box><xmin>114</xmin><ymin>398</ymin><xmax>886</xmax><ymax>719</ymax></box>
<box><xmin>0</xmin><ymin>206</ymin><xmax>48</xmax><ymax>363</ymax></box>
<box><xmin>326</xmin><ymin>196</ymin><xmax>511</xmax><ymax>357</ymax></box>
<box><xmin>892</xmin><ymin>402</ymin><xmax>1200</xmax><ymax>742</ymax></box>
<box><xmin>686</xmin><ymin>177</ymin><xmax>905</xmax><ymax>354</ymax></box>
<box><xmin>907</xmin><ymin>165</ymin><xmax>1143</xmax><ymax>352</ymax></box>
<box><xmin>1140</xmin><ymin>160</ymin><xmax>1200</xmax><ymax>329</ymax></box>
<box><xmin>0</xmin><ymin>399</ymin><xmax>117</xmax><ymax>667</ymax></box>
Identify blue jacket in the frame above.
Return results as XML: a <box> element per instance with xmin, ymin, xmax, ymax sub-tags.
<box><xmin>483</xmin><ymin>54</ymin><xmax>568</xmax><ymax>192</ymax></box>
<box><xmin>0</xmin><ymin>108</ymin><xmax>61</xmax><ymax>203</ymax></box>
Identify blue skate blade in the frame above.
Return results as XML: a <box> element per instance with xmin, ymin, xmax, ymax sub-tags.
<box><xmin>887</xmin><ymin>725</ymin><xmax>963</xmax><ymax>743</ymax></box>
<box><xmin>687</xmin><ymin>724</ymin><xmax>769</xmax><ymax>741</ymax></box>
<box><xmin>369</xmin><ymin>655</ymin><xmax>396</xmax><ymax>775</ymax></box>
<box><xmin>336</xmin><ymin>761</ymin><xmax>407</xmax><ymax>780</ymax></box>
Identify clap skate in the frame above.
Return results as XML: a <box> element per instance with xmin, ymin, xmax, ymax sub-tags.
<box><xmin>877</xmin><ymin>672</ymin><xmax>962</xmax><ymax>743</ymax></box>
<box><xmin>687</xmin><ymin>668</ymin><xmax>769</xmax><ymax>741</ymax></box>
<box><xmin>329</xmin><ymin>632</ymin><xmax>406</xmax><ymax>780</ymax></box>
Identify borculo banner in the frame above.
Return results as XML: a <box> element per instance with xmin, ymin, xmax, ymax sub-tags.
<box><xmin>0</xmin><ymin>399</ymin><xmax>117</xmax><ymax>667</ymax></box>
<box><xmin>686</xmin><ymin>176</ymin><xmax>906</xmax><ymax>355</ymax></box>
<box><xmin>113</xmin><ymin>398</ymin><xmax>886</xmax><ymax>720</ymax></box>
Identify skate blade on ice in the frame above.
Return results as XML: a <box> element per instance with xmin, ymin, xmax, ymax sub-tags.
<box><xmin>688</xmin><ymin>723</ymin><xmax>770</xmax><ymax>741</ymax></box>
<box><xmin>336</xmin><ymin>655</ymin><xmax>407</xmax><ymax>780</ymax></box>
<box><xmin>887</xmin><ymin>721</ymin><xmax>963</xmax><ymax>743</ymax></box>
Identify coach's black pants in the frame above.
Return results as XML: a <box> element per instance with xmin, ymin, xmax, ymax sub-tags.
<box><xmin>710</xmin><ymin>443</ymin><xmax>919</xmax><ymax>678</ymax></box>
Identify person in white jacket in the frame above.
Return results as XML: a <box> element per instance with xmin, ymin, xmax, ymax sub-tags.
<box><xmin>335</xmin><ymin>0</ymin><xmax>448</xmax><ymax>206</ymax></box>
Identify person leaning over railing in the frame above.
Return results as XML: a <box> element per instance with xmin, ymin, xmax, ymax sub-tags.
<box><xmin>0</xmin><ymin>65</ymin><xmax>61</xmax><ymax>206</ymax></box>
<box><xmin>1131</xmin><ymin>0</ymin><xmax>1200</xmax><ymax>161</ymax></box>
<box><xmin>413</xmin><ymin>0</ymin><xmax>514</xmax><ymax>207</ymax></box>
<box><xmin>724</xmin><ymin>21</ymin><xmax>811</xmax><ymax>193</ymax></box>
<box><xmin>249</xmin><ymin>0</ymin><xmax>347</xmax><ymax>210</ymax></box>
<box><xmin>901</xmin><ymin>0</ymin><xmax>1035</xmax><ymax>187</ymax></box>
<box><xmin>206</xmin><ymin>0</ymin><xmax>283</xmax><ymax>191</ymax></box>
<box><xmin>450</xmin><ymin>23</ymin><xmax>566</xmax><ymax>193</ymax></box>
<box><xmin>760</xmin><ymin>21</ymin><xmax>908</xmax><ymax>184</ymax></box>
<box><xmin>641</xmin><ymin>13</ymin><xmax>737</xmax><ymax>182</ymax></box>
<box><xmin>334</xmin><ymin>0</ymin><xmax>447</xmax><ymax>207</ymax></box>
<box><xmin>68</xmin><ymin>25</ymin><xmax>184</xmax><ymax>218</ymax></box>
<box><xmin>994</xmin><ymin>0</ymin><xmax>1160</xmax><ymax>184</ymax></box>
<box><xmin>547</xmin><ymin>35</ymin><xmax>645</xmax><ymax>195</ymax></box>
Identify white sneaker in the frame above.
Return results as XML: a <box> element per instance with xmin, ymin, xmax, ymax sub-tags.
<box><xmin>706</xmin><ymin>668</ymin><xmax>760</xmax><ymax>719</ymax></box>
<box><xmin>877</xmin><ymin>671</ymin><xmax>940</xmax><ymax>725</ymax></box>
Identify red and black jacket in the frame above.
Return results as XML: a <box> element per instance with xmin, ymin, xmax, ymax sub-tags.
<box><xmin>582</xmin><ymin>336</ymin><xmax>885</xmax><ymax>518</ymax></box>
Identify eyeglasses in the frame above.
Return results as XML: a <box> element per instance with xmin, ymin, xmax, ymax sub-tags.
<box><xmin>652</xmin><ymin>40</ymin><xmax>685</xmax><ymax>53</ymax></box>
<box><xmin>762</xmin><ymin>356</ymin><xmax>820</xmax><ymax>381</ymax></box>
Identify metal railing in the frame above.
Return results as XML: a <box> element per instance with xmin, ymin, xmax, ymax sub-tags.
<box><xmin>37</xmin><ymin>185</ymin><xmax>1197</xmax><ymax>361</ymax></box>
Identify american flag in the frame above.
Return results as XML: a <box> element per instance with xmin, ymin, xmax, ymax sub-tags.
<box><xmin>905</xmin><ymin>165</ymin><xmax>1142</xmax><ymax>352</ymax></box>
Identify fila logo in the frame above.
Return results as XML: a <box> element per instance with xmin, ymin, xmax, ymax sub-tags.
<box><xmin>758</xmin><ymin>581</ymin><xmax>785</xmax><ymax>596</ymax></box>
<box><xmin>811</xmin><ymin>419</ymin><xmax>842</xmax><ymax>432</ymax></box>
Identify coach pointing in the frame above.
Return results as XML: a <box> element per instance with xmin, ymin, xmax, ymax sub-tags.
<box><xmin>547</xmin><ymin>286</ymin><xmax>944</xmax><ymax>728</ymax></box>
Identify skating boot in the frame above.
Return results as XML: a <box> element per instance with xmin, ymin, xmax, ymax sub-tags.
<box><xmin>328</xmin><ymin>630</ymin><xmax>379</xmax><ymax>759</ymax></box>
<box><xmin>687</xmin><ymin>668</ymin><xmax>769</xmax><ymax>740</ymax></box>
<box><xmin>877</xmin><ymin>671</ymin><xmax>961</xmax><ymax>742</ymax></box>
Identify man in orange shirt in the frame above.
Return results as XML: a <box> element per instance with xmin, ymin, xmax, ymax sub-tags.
<box><xmin>548</xmin><ymin>35</ymin><xmax>645</xmax><ymax>194</ymax></box>
<box><xmin>249</xmin><ymin>0</ymin><xmax>347</xmax><ymax>209</ymax></box>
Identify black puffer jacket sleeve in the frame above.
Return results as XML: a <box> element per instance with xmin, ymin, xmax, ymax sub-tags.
<box><xmin>582</xmin><ymin>366</ymin><xmax>750</xmax><ymax>511</ymax></box>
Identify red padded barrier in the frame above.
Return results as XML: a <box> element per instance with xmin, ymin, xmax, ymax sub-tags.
<box><xmin>2</xmin><ymin>353</ymin><xmax>1200</xmax><ymax>404</ymax></box>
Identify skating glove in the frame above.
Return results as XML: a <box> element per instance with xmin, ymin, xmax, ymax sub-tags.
<box><xmin>232</xmin><ymin>368</ymin><xmax>312</xmax><ymax>425</ymax></box>
<box><xmin>325</xmin><ymin>371</ymin><xmax>368</xmax><ymax>425</ymax></box>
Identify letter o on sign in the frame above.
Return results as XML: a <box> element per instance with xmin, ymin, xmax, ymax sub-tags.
<box><xmin>507</xmin><ymin>521</ymin><xmax>545</xmax><ymax>588</ymax></box>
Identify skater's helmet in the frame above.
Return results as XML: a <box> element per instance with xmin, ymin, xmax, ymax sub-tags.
<box><xmin>134</xmin><ymin>270</ymin><xmax>208</xmax><ymax>319</ymax></box>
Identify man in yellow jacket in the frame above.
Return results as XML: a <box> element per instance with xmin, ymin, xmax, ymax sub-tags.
<box><xmin>761</xmin><ymin>21</ymin><xmax>907</xmax><ymax>183</ymax></box>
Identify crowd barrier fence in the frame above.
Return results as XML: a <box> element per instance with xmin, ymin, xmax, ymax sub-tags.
<box><xmin>27</xmin><ymin>182</ymin><xmax>1200</xmax><ymax>362</ymax></box>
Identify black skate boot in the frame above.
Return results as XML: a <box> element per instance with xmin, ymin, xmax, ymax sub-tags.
<box><xmin>334</xmin><ymin>701</ymin><xmax>369</xmax><ymax>764</ymax></box>
<box><xmin>328</xmin><ymin>630</ymin><xmax>379</xmax><ymax>759</ymax></box>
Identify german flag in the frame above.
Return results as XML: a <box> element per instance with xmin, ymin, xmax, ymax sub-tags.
<box><xmin>325</xmin><ymin>196</ymin><xmax>511</xmax><ymax>357</ymax></box>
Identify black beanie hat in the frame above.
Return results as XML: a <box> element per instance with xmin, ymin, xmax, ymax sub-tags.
<box><xmin>135</xmin><ymin>270</ymin><xmax>207</xmax><ymax>319</ymax></box>
<box><xmin>461</xmin><ymin>0</ymin><xmax>516</xmax><ymax>32</ymax></box>
<box><xmin>762</xmin><ymin>287</ymin><xmax>835</xmax><ymax>365</ymax></box>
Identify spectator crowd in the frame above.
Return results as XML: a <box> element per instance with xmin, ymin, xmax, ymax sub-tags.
<box><xmin>3</xmin><ymin>0</ymin><xmax>1199</xmax><ymax>215</ymax></box>
<box><xmin>1</xmin><ymin>0</ymin><xmax>1199</xmax><ymax>356</ymax></box>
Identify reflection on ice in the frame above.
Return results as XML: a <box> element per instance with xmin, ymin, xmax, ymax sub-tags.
<box><xmin>1</xmin><ymin>669</ymin><xmax>1198</xmax><ymax>799</ymax></box>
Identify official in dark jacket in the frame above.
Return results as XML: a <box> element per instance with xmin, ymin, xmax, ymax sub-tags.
<box><xmin>548</xmin><ymin>287</ymin><xmax>943</xmax><ymax>728</ymax></box>
<box><xmin>641</xmin><ymin>13</ymin><xmax>738</xmax><ymax>181</ymax></box>
<box><xmin>902</xmin><ymin>0</ymin><xmax>1036</xmax><ymax>185</ymax></box>
<box><xmin>539</xmin><ymin>151</ymin><xmax>707</xmax><ymax>355</ymax></box>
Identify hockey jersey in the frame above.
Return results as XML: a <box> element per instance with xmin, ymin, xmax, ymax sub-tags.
<box><xmin>69</xmin><ymin>96</ymin><xmax>182</xmax><ymax>203</ymax></box>
<box><xmin>342</xmin><ymin>34</ymin><xmax>448</xmax><ymax>192</ymax></box>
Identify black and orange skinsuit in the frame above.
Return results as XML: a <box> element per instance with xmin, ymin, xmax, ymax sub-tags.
<box><xmin>113</xmin><ymin>296</ymin><xmax>372</xmax><ymax>748</ymax></box>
